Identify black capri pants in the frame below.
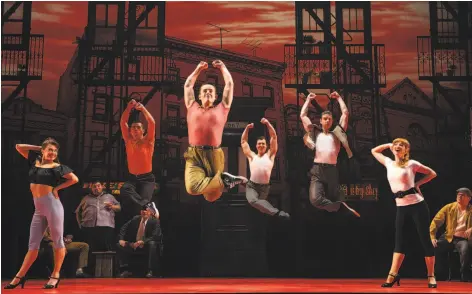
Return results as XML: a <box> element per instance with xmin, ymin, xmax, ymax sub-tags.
<box><xmin>394</xmin><ymin>200</ymin><xmax>434</xmax><ymax>256</ymax></box>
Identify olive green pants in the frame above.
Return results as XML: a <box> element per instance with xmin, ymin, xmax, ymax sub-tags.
<box><xmin>184</xmin><ymin>146</ymin><xmax>225</xmax><ymax>202</ymax></box>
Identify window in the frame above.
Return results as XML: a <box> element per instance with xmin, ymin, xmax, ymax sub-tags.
<box><xmin>263</xmin><ymin>85</ymin><xmax>274</xmax><ymax>107</ymax></box>
<box><xmin>242</xmin><ymin>80</ymin><xmax>253</xmax><ymax>97</ymax></box>
<box><xmin>206</xmin><ymin>74</ymin><xmax>218</xmax><ymax>88</ymax></box>
<box><xmin>90</xmin><ymin>136</ymin><xmax>107</xmax><ymax>163</ymax></box>
<box><xmin>166</xmin><ymin>104</ymin><xmax>180</xmax><ymax>130</ymax></box>
<box><xmin>92</xmin><ymin>93</ymin><xmax>109</xmax><ymax>122</ymax></box>
<box><xmin>271</xmin><ymin>157</ymin><xmax>281</xmax><ymax>182</ymax></box>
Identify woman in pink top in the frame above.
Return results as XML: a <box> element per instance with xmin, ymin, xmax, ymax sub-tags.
<box><xmin>372</xmin><ymin>138</ymin><xmax>437</xmax><ymax>288</ymax></box>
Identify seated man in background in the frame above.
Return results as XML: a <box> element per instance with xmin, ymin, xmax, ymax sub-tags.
<box><xmin>430</xmin><ymin>187</ymin><xmax>472</xmax><ymax>282</ymax></box>
<box><xmin>42</xmin><ymin>227</ymin><xmax>90</xmax><ymax>278</ymax></box>
<box><xmin>116</xmin><ymin>206</ymin><xmax>162</xmax><ymax>278</ymax></box>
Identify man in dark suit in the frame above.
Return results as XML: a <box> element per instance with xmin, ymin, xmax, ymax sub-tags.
<box><xmin>117</xmin><ymin>205</ymin><xmax>162</xmax><ymax>278</ymax></box>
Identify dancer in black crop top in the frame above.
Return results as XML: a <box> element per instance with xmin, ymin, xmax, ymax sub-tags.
<box><xmin>5</xmin><ymin>138</ymin><xmax>78</xmax><ymax>290</ymax></box>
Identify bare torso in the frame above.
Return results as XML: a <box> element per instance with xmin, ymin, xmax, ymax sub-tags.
<box><xmin>187</xmin><ymin>103</ymin><xmax>229</xmax><ymax>146</ymax></box>
<box><xmin>125</xmin><ymin>139</ymin><xmax>154</xmax><ymax>175</ymax></box>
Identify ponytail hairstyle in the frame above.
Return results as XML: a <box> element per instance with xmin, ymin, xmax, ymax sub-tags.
<box><xmin>392</xmin><ymin>138</ymin><xmax>410</xmax><ymax>167</ymax></box>
<box><xmin>41</xmin><ymin>137</ymin><xmax>60</xmax><ymax>163</ymax></box>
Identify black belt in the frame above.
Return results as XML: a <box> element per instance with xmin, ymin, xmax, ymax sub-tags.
<box><xmin>129</xmin><ymin>172</ymin><xmax>153</xmax><ymax>178</ymax></box>
<box><xmin>189</xmin><ymin>145</ymin><xmax>221</xmax><ymax>150</ymax></box>
<box><xmin>313</xmin><ymin>162</ymin><xmax>336</xmax><ymax>167</ymax></box>
<box><xmin>394</xmin><ymin>187</ymin><xmax>418</xmax><ymax>198</ymax></box>
<box><xmin>248</xmin><ymin>180</ymin><xmax>270</xmax><ymax>186</ymax></box>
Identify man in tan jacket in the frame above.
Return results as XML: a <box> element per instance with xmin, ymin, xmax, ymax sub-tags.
<box><xmin>430</xmin><ymin>187</ymin><xmax>472</xmax><ymax>282</ymax></box>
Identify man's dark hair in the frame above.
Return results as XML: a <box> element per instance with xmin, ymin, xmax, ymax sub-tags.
<box><xmin>321</xmin><ymin>110</ymin><xmax>333</xmax><ymax>117</ymax></box>
<box><xmin>256</xmin><ymin>136</ymin><xmax>267</xmax><ymax>142</ymax></box>
<box><xmin>91</xmin><ymin>180</ymin><xmax>102</xmax><ymax>185</ymax></box>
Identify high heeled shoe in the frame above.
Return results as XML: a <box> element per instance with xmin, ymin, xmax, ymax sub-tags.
<box><xmin>427</xmin><ymin>275</ymin><xmax>437</xmax><ymax>288</ymax></box>
<box><xmin>43</xmin><ymin>276</ymin><xmax>61</xmax><ymax>289</ymax></box>
<box><xmin>4</xmin><ymin>276</ymin><xmax>27</xmax><ymax>289</ymax></box>
<box><xmin>381</xmin><ymin>273</ymin><xmax>401</xmax><ymax>287</ymax></box>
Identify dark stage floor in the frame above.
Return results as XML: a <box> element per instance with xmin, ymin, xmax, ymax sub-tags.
<box><xmin>1</xmin><ymin>278</ymin><xmax>470</xmax><ymax>293</ymax></box>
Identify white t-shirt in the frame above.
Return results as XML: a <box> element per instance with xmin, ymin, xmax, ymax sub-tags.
<box><xmin>384</xmin><ymin>157</ymin><xmax>425</xmax><ymax>207</ymax></box>
<box><xmin>314</xmin><ymin>132</ymin><xmax>341</xmax><ymax>165</ymax></box>
<box><xmin>249</xmin><ymin>153</ymin><xmax>274</xmax><ymax>184</ymax></box>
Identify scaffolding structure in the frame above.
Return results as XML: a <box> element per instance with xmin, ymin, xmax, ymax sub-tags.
<box><xmin>1</xmin><ymin>2</ymin><xmax>44</xmax><ymax>113</ymax></box>
<box><xmin>283</xmin><ymin>2</ymin><xmax>387</xmax><ymax>222</ymax></box>
<box><xmin>70</xmin><ymin>2</ymin><xmax>180</xmax><ymax>184</ymax></box>
<box><xmin>417</xmin><ymin>1</ymin><xmax>472</xmax><ymax>146</ymax></box>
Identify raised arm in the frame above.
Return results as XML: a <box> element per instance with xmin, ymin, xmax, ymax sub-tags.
<box><xmin>371</xmin><ymin>143</ymin><xmax>392</xmax><ymax>166</ymax></box>
<box><xmin>330</xmin><ymin>91</ymin><xmax>349</xmax><ymax>130</ymax></box>
<box><xmin>15</xmin><ymin>144</ymin><xmax>41</xmax><ymax>159</ymax></box>
<box><xmin>120</xmin><ymin>100</ymin><xmax>137</xmax><ymax>142</ymax></box>
<box><xmin>241</xmin><ymin>123</ymin><xmax>255</xmax><ymax>160</ymax></box>
<box><xmin>213</xmin><ymin>60</ymin><xmax>234</xmax><ymax>109</ymax></box>
<box><xmin>261</xmin><ymin>118</ymin><xmax>278</xmax><ymax>158</ymax></box>
<box><xmin>134</xmin><ymin>102</ymin><xmax>155</xmax><ymax>143</ymax></box>
<box><xmin>184</xmin><ymin>61</ymin><xmax>207</xmax><ymax>109</ymax></box>
<box><xmin>300</xmin><ymin>93</ymin><xmax>316</xmax><ymax>132</ymax></box>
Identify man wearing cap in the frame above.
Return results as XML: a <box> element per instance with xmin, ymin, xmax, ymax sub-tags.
<box><xmin>430</xmin><ymin>187</ymin><xmax>472</xmax><ymax>282</ymax></box>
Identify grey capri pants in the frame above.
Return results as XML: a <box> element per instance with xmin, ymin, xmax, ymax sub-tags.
<box><xmin>29</xmin><ymin>192</ymin><xmax>65</xmax><ymax>250</ymax></box>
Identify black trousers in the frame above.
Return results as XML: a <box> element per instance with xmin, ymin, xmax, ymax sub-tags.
<box><xmin>120</xmin><ymin>172</ymin><xmax>155</xmax><ymax>221</ymax></box>
<box><xmin>309</xmin><ymin>163</ymin><xmax>342</xmax><ymax>212</ymax></box>
<box><xmin>435</xmin><ymin>235</ymin><xmax>472</xmax><ymax>280</ymax></box>
<box><xmin>394</xmin><ymin>201</ymin><xmax>434</xmax><ymax>256</ymax></box>
<box><xmin>116</xmin><ymin>241</ymin><xmax>159</xmax><ymax>272</ymax></box>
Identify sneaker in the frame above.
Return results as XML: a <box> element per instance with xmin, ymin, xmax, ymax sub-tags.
<box><xmin>221</xmin><ymin>172</ymin><xmax>248</xmax><ymax>189</ymax></box>
<box><xmin>146</xmin><ymin>202</ymin><xmax>160</xmax><ymax>219</ymax></box>
<box><xmin>341</xmin><ymin>202</ymin><xmax>361</xmax><ymax>218</ymax></box>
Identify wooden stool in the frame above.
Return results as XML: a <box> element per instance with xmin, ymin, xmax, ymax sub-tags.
<box><xmin>92</xmin><ymin>251</ymin><xmax>116</xmax><ymax>277</ymax></box>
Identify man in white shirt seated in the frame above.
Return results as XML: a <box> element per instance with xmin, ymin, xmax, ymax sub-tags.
<box><xmin>117</xmin><ymin>206</ymin><xmax>162</xmax><ymax>278</ymax></box>
<box><xmin>430</xmin><ymin>187</ymin><xmax>472</xmax><ymax>282</ymax></box>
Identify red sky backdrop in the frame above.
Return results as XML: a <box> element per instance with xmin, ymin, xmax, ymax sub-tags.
<box><xmin>2</xmin><ymin>1</ymin><xmax>432</xmax><ymax>110</ymax></box>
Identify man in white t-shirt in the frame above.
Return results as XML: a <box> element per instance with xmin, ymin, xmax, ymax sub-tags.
<box><xmin>430</xmin><ymin>187</ymin><xmax>472</xmax><ymax>282</ymax></box>
<box><xmin>300</xmin><ymin>92</ymin><xmax>360</xmax><ymax>218</ymax></box>
<box><xmin>241</xmin><ymin>119</ymin><xmax>290</xmax><ymax>219</ymax></box>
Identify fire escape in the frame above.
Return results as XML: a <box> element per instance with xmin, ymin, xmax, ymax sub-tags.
<box><xmin>1</xmin><ymin>2</ymin><xmax>44</xmax><ymax>113</ymax></box>
<box><xmin>71</xmin><ymin>2</ymin><xmax>180</xmax><ymax>183</ymax></box>
<box><xmin>417</xmin><ymin>2</ymin><xmax>472</xmax><ymax>147</ymax></box>
<box><xmin>283</xmin><ymin>2</ymin><xmax>386</xmax><ymax>216</ymax></box>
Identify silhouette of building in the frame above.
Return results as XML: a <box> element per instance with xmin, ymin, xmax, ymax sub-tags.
<box><xmin>2</xmin><ymin>97</ymin><xmax>70</xmax><ymax>157</ymax></box>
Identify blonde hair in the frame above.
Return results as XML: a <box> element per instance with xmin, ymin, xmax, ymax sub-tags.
<box><xmin>392</xmin><ymin>138</ymin><xmax>410</xmax><ymax>167</ymax></box>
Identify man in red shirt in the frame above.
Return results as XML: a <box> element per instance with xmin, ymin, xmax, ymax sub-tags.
<box><xmin>184</xmin><ymin>60</ymin><xmax>248</xmax><ymax>202</ymax></box>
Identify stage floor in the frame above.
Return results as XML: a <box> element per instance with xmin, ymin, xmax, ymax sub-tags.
<box><xmin>1</xmin><ymin>278</ymin><xmax>470</xmax><ymax>293</ymax></box>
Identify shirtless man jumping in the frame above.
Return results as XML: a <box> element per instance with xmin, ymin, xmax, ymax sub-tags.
<box><xmin>241</xmin><ymin>118</ymin><xmax>290</xmax><ymax>219</ymax></box>
<box><xmin>184</xmin><ymin>60</ymin><xmax>247</xmax><ymax>202</ymax></box>
<box><xmin>300</xmin><ymin>92</ymin><xmax>360</xmax><ymax>218</ymax></box>
<box><xmin>120</xmin><ymin>100</ymin><xmax>159</xmax><ymax>221</ymax></box>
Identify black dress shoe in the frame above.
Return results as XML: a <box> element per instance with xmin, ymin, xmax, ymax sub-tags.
<box><xmin>119</xmin><ymin>271</ymin><xmax>132</xmax><ymax>278</ymax></box>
